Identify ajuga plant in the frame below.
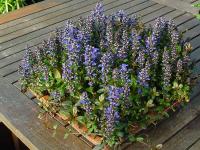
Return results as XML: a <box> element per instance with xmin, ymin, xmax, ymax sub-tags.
<box><xmin>18</xmin><ymin>3</ymin><xmax>194</xmax><ymax>148</ymax></box>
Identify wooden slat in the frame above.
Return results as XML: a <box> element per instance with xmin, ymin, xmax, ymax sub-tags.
<box><xmin>183</xmin><ymin>24</ymin><xmax>200</xmax><ymax>41</ymax></box>
<box><xmin>151</xmin><ymin>0</ymin><xmax>199</xmax><ymax>14</ymax></box>
<box><xmin>0</xmin><ymin>0</ymin><xmax>102</xmax><ymax>44</ymax></box>
<box><xmin>0</xmin><ymin>0</ymin><xmax>158</xmax><ymax>75</ymax></box>
<box><xmin>133</xmin><ymin>4</ymin><xmax>165</xmax><ymax>17</ymax></box>
<box><xmin>148</xmin><ymin>10</ymin><xmax>185</xmax><ymax>25</ymax></box>
<box><xmin>0</xmin><ymin>0</ymin><xmax>84</xmax><ymax>30</ymax></box>
<box><xmin>190</xmin><ymin>47</ymin><xmax>200</xmax><ymax>62</ymax></box>
<box><xmin>0</xmin><ymin>0</ymin><xmax>69</xmax><ymax>25</ymax></box>
<box><xmin>0</xmin><ymin>0</ymin><xmax>88</xmax><ymax>37</ymax></box>
<box><xmin>162</xmin><ymin>115</ymin><xmax>200</xmax><ymax>150</ymax></box>
<box><xmin>124</xmin><ymin>0</ymin><xmax>156</xmax><ymax>15</ymax></box>
<box><xmin>189</xmin><ymin>139</ymin><xmax>200</xmax><ymax>150</ymax></box>
<box><xmin>3</xmin><ymin>71</ymin><xmax>19</xmax><ymax>84</ymax></box>
<box><xmin>0</xmin><ymin>77</ymin><xmax>91</xmax><ymax>150</ymax></box>
<box><xmin>141</xmin><ymin>7</ymin><xmax>175</xmax><ymax>23</ymax></box>
<box><xmin>172</xmin><ymin>13</ymin><xmax>195</xmax><ymax>26</ymax></box>
<box><xmin>0</xmin><ymin>0</ymin><xmax>117</xmax><ymax>53</ymax></box>
<box><xmin>178</xmin><ymin>18</ymin><xmax>200</xmax><ymax>33</ymax></box>
<box><xmin>190</xmin><ymin>35</ymin><xmax>200</xmax><ymax>50</ymax></box>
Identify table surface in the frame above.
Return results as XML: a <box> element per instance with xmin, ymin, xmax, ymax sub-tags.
<box><xmin>0</xmin><ymin>0</ymin><xmax>200</xmax><ymax>149</ymax></box>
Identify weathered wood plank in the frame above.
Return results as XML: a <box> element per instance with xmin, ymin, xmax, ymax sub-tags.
<box><xmin>0</xmin><ymin>0</ymin><xmax>84</xmax><ymax>30</ymax></box>
<box><xmin>183</xmin><ymin>24</ymin><xmax>200</xmax><ymax>41</ymax></box>
<box><xmin>151</xmin><ymin>0</ymin><xmax>199</xmax><ymax>14</ymax></box>
<box><xmin>141</xmin><ymin>7</ymin><xmax>175</xmax><ymax>23</ymax></box>
<box><xmin>190</xmin><ymin>47</ymin><xmax>200</xmax><ymax>62</ymax></box>
<box><xmin>190</xmin><ymin>35</ymin><xmax>200</xmax><ymax>50</ymax></box>
<box><xmin>172</xmin><ymin>13</ymin><xmax>195</xmax><ymax>26</ymax></box>
<box><xmin>189</xmin><ymin>139</ymin><xmax>200</xmax><ymax>150</ymax></box>
<box><xmin>0</xmin><ymin>0</ymin><xmax>69</xmax><ymax>25</ymax></box>
<box><xmin>162</xmin><ymin>115</ymin><xmax>200</xmax><ymax>150</ymax></box>
<box><xmin>178</xmin><ymin>18</ymin><xmax>200</xmax><ymax>33</ymax></box>
<box><xmin>148</xmin><ymin>10</ymin><xmax>185</xmax><ymax>25</ymax></box>
<box><xmin>0</xmin><ymin>77</ymin><xmax>91</xmax><ymax>150</ymax></box>
<box><xmin>0</xmin><ymin>0</ymin><xmax>88</xmax><ymax>37</ymax></box>
<box><xmin>0</xmin><ymin>0</ymin><xmax>157</xmax><ymax>70</ymax></box>
<box><xmin>0</xmin><ymin>0</ymin><xmax>116</xmax><ymax>53</ymax></box>
<box><xmin>0</xmin><ymin>0</ymin><xmax>102</xmax><ymax>43</ymax></box>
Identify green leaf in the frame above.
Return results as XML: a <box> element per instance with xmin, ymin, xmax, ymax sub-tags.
<box><xmin>86</xmin><ymin>87</ymin><xmax>93</xmax><ymax>94</ymax></box>
<box><xmin>52</xmin><ymin>130</ymin><xmax>56</xmax><ymax>137</ymax></box>
<box><xmin>196</xmin><ymin>14</ymin><xmax>200</xmax><ymax>20</ymax></box>
<box><xmin>53</xmin><ymin>69</ymin><xmax>61</xmax><ymax>79</ymax></box>
<box><xmin>146</xmin><ymin>99</ymin><xmax>155</xmax><ymax>108</ymax></box>
<box><xmin>64</xmin><ymin>133</ymin><xmax>69</xmax><ymax>139</ymax></box>
<box><xmin>128</xmin><ymin>135</ymin><xmax>136</xmax><ymax>142</ymax></box>
<box><xmin>136</xmin><ymin>137</ymin><xmax>144</xmax><ymax>142</ymax></box>
<box><xmin>59</xmin><ymin>109</ymin><xmax>70</xmax><ymax>117</ymax></box>
<box><xmin>156</xmin><ymin>144</ymin><xmax>163</xmax><ymax>150</ymax></box>
<box><xmin>93</xmin><ymin>144</ymin><xmax>104</xmax><ymax>150</ymax></box>
<box><xmin>192</xmin><ymin>3</ymin><xmax>200</xmax><ymax>7</ymax></box>
<box><xmin>77</xmin><ymin>116</ymin><xmax>85</xmax><ymax>125</ymax></box>
<box><xmin>116</xmin><ymin>131</ymin><xmax>124</xmax><ymax>137</ymax></box>
<box><xmin>99</xmin><ymin>94</ymin><xmax>105</xmax><ymax>102</ymax></box>
<box><xmin>53</xmin><ymin>123</ymin><xmax>58</xmax><ymax>130</ymax></box>
<box><xmin>97</xmin><ymin>88</ymin><xmax>105</xmax><ymax>93</ymax></box>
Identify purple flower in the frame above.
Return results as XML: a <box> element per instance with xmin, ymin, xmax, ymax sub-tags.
<box><xmin>112</xmin><ymin>68</ymin><xmax>120</xmax><ymax>81</ymax></box>
<box><xmin>171</xmin><ymin>47</ymin><xmax>177</xmax><ymax>63</ymax></box>
<box><xmin>145</xmin><ymin>34</ymin><xmax>157</xmax><ymax>55</ymax></box>
<box><xmin>104</xmin><ymin>105</ymin><xmax>120</xmax><ymax>136</ymax></box>
<box><xmin>176</xmin><ymin>59</ymin><xmax>183</xmax><ymax>79</ymax></box>
<box><xmin>50</xmin><ymin>90</ymin><xmax>61</xmax><ymax>102</ymax></box>
<box><xmin>105</xmin><ymin>22</ymin><xmax>113</xmax><ymax>46</ymax></box>
<box><xmin>162</xmin><ymin>49</ymin><xmax>171</xmax><ymax>87</ymax></box>
<box><xmin>152</xmin><ymin>17</ymin><xmax>168</xmax><ymax>43</ymax></box>
<box><xmin>43</xmin><ymin>66</ymin><xmax>49</xmax><ymax>81</ymax></box>
<box><xmin>99</xmin><ymin>52</ymin><xmax>113</xmax><ymax>83</ymax></box>
<box><xmin>90</xmin><ymin>2</ymin><xmax>104</xmax><ymax>20</ymax></box>
<box><xmin>84</xmin><ymin>45</ymin><xmax>100</xmax><ymax>86</ymax></box>
<box><xmin>104</xmin><ymin>85</ymin><xmax>122</xmax><ymax>136</ymax></box>
<box><xmin>170</xmin><ymin>30</ymin><xmax>179</xmax><ymax>48</ymax></box>
<box><xmin>80</xmin><ymin>92</ymin><xmax>92</xmax><ymax>115</ymax></box>
<box><xmin>137</xmin><ymin>61</ymin><xmax>150</xmax><ymax>89</ymax></box>
<box><xmin>152</xmin><ymin>50</ymin><xmax>159</xmax><ymax>65</ymax></box>
<box><xmin>119</xmin><ymin>64</ymin><xmax>130</xmax><ymax>84</ymax></box>
<box><xmin>131</xmin><ymin>31</ymin><xmax>141</xmax><ymax>52</ymax></box>
<box><xmin>107</xmin><ymin>86</ymin><xmax>123</xmax><ymax>107</ymax></box>
<box><xmin>19</xmin><ymin>46</ymin><xmax>33</xmax><ymax>78</ymax></box>
<box><xmin>115</xmin><ymin>10</ymin><xmax>128</xmax><ymax>24</ymax></box>
<box><xmin>62</xmin><ymin>21</ymin><xmax>83</xmax><ymax>83</ymax></box>
<box><xmin>136</xmin><ymin>50</ymin><xmax>145</xmax><ymax>68</ymax></box>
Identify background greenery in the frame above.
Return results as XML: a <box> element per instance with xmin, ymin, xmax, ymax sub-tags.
<box><xmin>192</xmin><ymin>3</ymin><xmax>200</xmax><ymax>19</ymax></box>
<box><xmin>0</xmin><ymin>0</ymin><xmax>43</xmax><ymax>14</ymax></box>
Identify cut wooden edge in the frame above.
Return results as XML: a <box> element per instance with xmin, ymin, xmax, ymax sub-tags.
<box><xmin>72</xmin><ymin>121</ymin><xmax>103</xmax><ymax>145</ymax></box>
<box><xmin>29</xmin><ymin>89</ymin><xmax>103</xmax><ymax>145</ymax></box>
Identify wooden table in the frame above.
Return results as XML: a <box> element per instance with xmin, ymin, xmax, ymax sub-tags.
<box><xmin>0</xmin><ymin>0</ymin><xmax>200</xmax><ymax>149</ymax></box>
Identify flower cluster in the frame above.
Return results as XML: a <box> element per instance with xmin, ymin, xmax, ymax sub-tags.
<box><xmin>79</xmin><ymin>92</ymin><xmax>92</xmax><ymax>115</ymax></box>
<box><xmin>19</xmin><ymin>2</ymin><xmax>193</xmax><ymax>147</ymax></box>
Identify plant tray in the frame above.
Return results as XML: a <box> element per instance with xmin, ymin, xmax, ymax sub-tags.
<box><xmin>30</xmin><ymin>89</ymin><xmax>181</xmax><ymax>146</ymax></box>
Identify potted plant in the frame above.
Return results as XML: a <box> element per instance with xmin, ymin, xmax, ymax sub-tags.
<box><xmin>18</xmin><ymin>3</ymin><xmax>194</xmax><ymax>149</ymax></box>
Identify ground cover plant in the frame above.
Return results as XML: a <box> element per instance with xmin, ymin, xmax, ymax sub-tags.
<box><xmin>19</xmin><ymin>3</ymin><xmax>194</xmax><ymax>148</ymax></box>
